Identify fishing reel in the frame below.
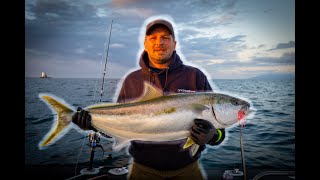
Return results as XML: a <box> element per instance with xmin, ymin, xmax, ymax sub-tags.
<box><xmin>87</xmin><ymin>131</ymin><xmax>112</xmax><ymax>159</ymax></box>
<box><xmin>88</xmin><ymin>131</ymin><xmax>101</xmax><ymax>147</ymax></box>
<box><xmin>88</xmin><ymin>131</ymin><xmax>111</xmax><ymax>157</ymax></box>
<box><xmin>77</xmin><ymin>131</ymin><xmax>113</xmax><ymax>176</ymax></box>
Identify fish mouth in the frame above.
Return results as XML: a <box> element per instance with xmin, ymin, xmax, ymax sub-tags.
<box><xmin>238</xmin><ymin>106</ymin><xmax>249</xmax><ymax>121</ymax></box>
<box><xmin>241</xmin><ymin>104</ymin><xmax>250</xmax><ymax>115</ymax></box>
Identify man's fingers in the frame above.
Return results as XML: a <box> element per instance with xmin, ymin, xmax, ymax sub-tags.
<box><xmin>191</xmin><ymin>119</ymin><xmax>218</xmax><ymax>146</ymax></box>
<box><xmin>72</xmin><ymin>112</ymin><xmax>78</xmax><ymax>123</ymax></box>
<box><xmin>82</xmin><ymin>110</ymin><xmax>88</xmax><ymax>120</ymax></box>
<box><xmin>79</xmin><ymin>110</ymin><xmax>84</xmax><ymax>118</ymax></box>
<box><xmin>77</xmin><ymin>111</ymin><xmax>83</xmax><ymax>126</ymax></box>
<box><xmin>194</xmin><ymin>118</ymin><xmax>203</xmax><ymax>124</ymax></box>
<box><xmin>85</xmin><ymin>114</ymin><xmax>91</xmax><ymax>128</ymax></box>
<box><xmin>190</xmin><ymin>131</ymin><xmax>200</xmax><ymax>144</ymax></box>
<box><xmin>191</xmin><ymin>126</ymin><xmax>201</xmax><ymax>135</ymax></box>
<box><xmin>71</xmin><ymin>109</ymin><xmax>92</xmax><ymax>130</ymax></box>
<box><xmin>196</xmin><ymin>126</ymin><xmax>210</xmax><ymax>134</ymax></box>
<box><xmin>80</xmin><ymin>110</ymin><xmax>88</xmax><ymax>128</ymax></box>
<box><xmin>194</xmin><ymin>119</ymin><xmax>213</xmax><ymax>129</ymax></box>
<box><xmin>192</xmin><ymin>124</ymin><xmax>210</xmax><ymax>134</ymax></box>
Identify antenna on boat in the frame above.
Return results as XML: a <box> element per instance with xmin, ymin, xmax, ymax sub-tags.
<box><xmin>99</xmin><ymin>19</ymin><xmax>113</xmax><ymax>102</ymax></box>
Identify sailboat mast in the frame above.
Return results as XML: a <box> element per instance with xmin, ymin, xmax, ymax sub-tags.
<box><xmin>99</xmin><ymin>20</ymin><xmax>113</xmax><ymax>102</ymax></box>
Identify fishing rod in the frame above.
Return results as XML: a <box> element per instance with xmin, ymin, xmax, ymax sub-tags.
<box><xmin>99</xmin><ymin>19</ymin><xmax>113</xmax><ymax>102</ymax></box>
<box><xmin>83</xmin><ymin>20</ymin><xmax>114</xmax><ymax>174</ymax></box>
<box><xmin>68</xmin><ymin>20</ymin><xmax>115</xmax><ymax>180</ymax></box>
<box><xmin>90</xmin><ymin>19</ymin><xmax>128</xmax><ymax>177</ymax></box>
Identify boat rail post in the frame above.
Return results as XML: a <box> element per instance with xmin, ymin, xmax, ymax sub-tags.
<box><xmin>88</xmin><ymin>143</ymin><xmax>96</xmax><ymax>170</ymax></box>
<box><xmin>87</xmin><ymin>131</ymin><xmax>101</xmax><ymax>170</ymax></box>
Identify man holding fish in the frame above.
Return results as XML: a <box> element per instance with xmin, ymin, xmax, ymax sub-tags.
<box><xmin>72</xmin><ymin>17</ymin><xmax>225</xmax><ymax>180</ymax></box>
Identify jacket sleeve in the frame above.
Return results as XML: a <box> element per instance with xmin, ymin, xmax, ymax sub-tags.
<box><xmin>116</xmin><ymin>74</ymin><xmax>132</xmax><ymax>103</ymax></box>
<box><xmin>116</xmin><ymin>84</ymin><xmax>126</xmax><ymax>103</ymax></box>
<box><xmin>116</xmin><ymin>71</ymin><xmax>143</xmax><ymax>103</ymax></box>
<box><xmin>203</xmin><ymin>76</ymin><xmax>212</xmax><ymax>92</ymax></box>
<box><xmin>196</xmin><ymin>70</ymin><xmax>212</xmax><ymax>92</ymax></box>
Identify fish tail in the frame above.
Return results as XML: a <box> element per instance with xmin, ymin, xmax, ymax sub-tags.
<box><xmin>38</xmin><ymin>94</ymin><xmax>75</xmax><ymax>149</ymax></box>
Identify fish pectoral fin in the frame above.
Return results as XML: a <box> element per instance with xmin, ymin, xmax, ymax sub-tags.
<box><xmin>113</xmin><ymin>137</ymin><xmax>130</xmax><ymax>151</ymax></box>
<box><xmin>133</xmin><ymin>82</ymin><xmax>163</xmax><ymax>102</ymax></box>
<box><xmin>183</xmin><ymin>137</ymin><xmax>195</xmax><ymax>149</ymax></box>
<box><xmin>183</xmin><ymin>138</ymin><xmax>200</xmax><ymax>156</ymax></box>
<box><xmin>189</xmin><ymin>104</ymin><xmax>210</xmax><ymax>114</ymax></box>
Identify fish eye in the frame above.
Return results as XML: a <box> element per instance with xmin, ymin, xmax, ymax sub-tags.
<box><xmin>231</xmin><ymin>98</ymin><xmax>239</xmax><ymax>105</ymax></box>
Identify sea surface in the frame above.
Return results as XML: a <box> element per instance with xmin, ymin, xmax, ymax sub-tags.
<box><xmin>25</xmin><ymin>78</ymin><xmax>295</xmax><ymax>173</ymax></box>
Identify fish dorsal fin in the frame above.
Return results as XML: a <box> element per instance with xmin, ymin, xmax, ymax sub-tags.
<box><xmin>135</xmin><ymin>82</ymin><xmax>163</xmax><ymax>102</ymax></box>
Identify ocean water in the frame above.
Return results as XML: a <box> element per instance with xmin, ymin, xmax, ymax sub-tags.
<box><xmin>25</xmin><ymin>78</ymin><xmax>295</xmax><ymax>172</ymax></box>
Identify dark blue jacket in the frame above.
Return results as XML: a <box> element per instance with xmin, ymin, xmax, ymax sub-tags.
<box><xmin>116</xmin><ymin>50</ymin><xmax>225</xmax><ymax>170</ymax></box>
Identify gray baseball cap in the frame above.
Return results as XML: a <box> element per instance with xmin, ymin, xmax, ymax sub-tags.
<box><xmin>146</xmin><ymin>19</ymin><xmax>175</xmax><ymax>39</ymax></box>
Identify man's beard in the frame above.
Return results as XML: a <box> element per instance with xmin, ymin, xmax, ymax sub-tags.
<box><xmin>151</xmin><ymin>52</ymin><xmax>172</xmax><ymax>64</ymax></box>
<box><xmin>156</xmin><ymin>57</ymin><xmax>170</xmax><ymax>64</ymax></box>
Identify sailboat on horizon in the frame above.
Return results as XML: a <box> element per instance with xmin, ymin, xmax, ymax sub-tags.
<box><xmin>41</xmin><ymin>72</ymin><xmax>49</xmax><ymax>78</ymax></box>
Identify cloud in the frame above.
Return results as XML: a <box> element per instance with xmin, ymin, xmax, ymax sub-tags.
<box><xmin>235</xmin><ymin>65</ymin><xmax>294</xmax><ymax>73</ymax></box>
<box><xmin>252</xmin><ymin>52</ymin><xmax>295</xmax><ymax>65</ymax></box>
<box><xmin>268</xmin><ymin>41</ymin><xmax>295</xmax><ymax>51</ymax></box>
<box><xmin>110</xmin><ymin>43</ymin><xmax>125</xmax><ymax>48</ymax></box>
<box><xmin>185</xmin><ymin>48</ymin><xmax>295</xmax><ymax>79</ymax></box>
<box><xmin>25</xmin><ymin>0</ymin><xmax>102</xmax><ymax>23</ymax></box>
<box><xmin>194</xmin><ymin>51</ymin><xmax>295</xmax><ymax>67</ymax></box>
<box><xmin>178</xmin><ymin>19</ymin><xmax>236</xmax><ymax>41</ymax></box>
<box><xmin>227</xmin><ymin>35</ymin><xmax>246</xmax><ymax>43</ymax></box>
<box><xmin>182</xmin><ymin>34</ymin><xmax>247</xmax><ymax>62</ymax></box>
<box><xmin>112</xmin><ymin>8</ymin><xmax>155</xmax><ymax>18</ymax></box>
<box><xmin>96</xmin><ymin>8</ymin><xmax>110</xmax><ymax>17</ymax></box>
<box><xmin>25</xmin><ymin>0</ymin><xmax>294</xmax><ymax>80</ymax></box>
<box><xmin>210</xmin><ymin>64</ymin><xmax>295</xmax><ymax>79</ymax></box>
<box><xmin>111</xmin><ymin>0</ymin><xmax>150</xmax><ymax>7</ymax></box>
<box><xmin>25</xmin><ymin>49</ymin><xmax>130</xmax><ymax>78</ymax></box>
<box><xmin>25</xmin><ymin>11</ymin><xmax>37</xmax><ymax>20</ymax></box>
<box><xmin>204</xmin><ymin>59</ymin><xmax>226</xmax><ymax>65</ymax></box>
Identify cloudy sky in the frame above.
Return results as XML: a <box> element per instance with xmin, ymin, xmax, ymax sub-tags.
<box><xmin>25</xmin><ymin>0</ymin><xmax>295</xmax><ymax>79</ymax></box>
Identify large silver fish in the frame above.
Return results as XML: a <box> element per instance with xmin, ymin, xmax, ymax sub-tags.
<box><xmin>38</xmin><ymin>82</ymin><xmax>252</xmax><ymax>155</ymax></box>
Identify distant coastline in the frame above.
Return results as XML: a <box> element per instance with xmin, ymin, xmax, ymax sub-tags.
<box><xmin>248</xmin><ymin>73</ymin><xmax>294</xmax><ymax>80</ymax></box>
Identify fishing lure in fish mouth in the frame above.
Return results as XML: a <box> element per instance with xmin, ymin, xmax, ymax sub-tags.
<box><xmin>238</xmin><ymin>110</ymin><xmax>246</xmax><ymax>127</ymax></box>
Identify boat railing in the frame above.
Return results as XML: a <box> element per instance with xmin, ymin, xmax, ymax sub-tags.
<box><xmin>252</xmin><ymin>170</ymin><xmax>295</xmax><ymax>180</ymax></box>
